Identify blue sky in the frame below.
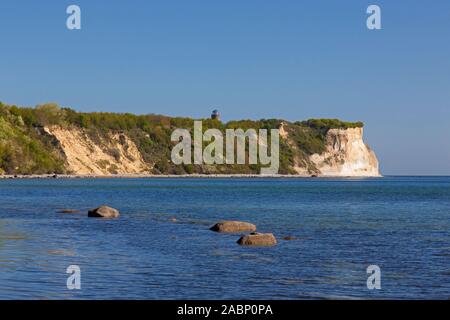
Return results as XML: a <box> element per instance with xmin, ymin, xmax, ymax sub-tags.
<box><xmin>1</xmin><ymin>1</ymin><xmax>449</xmax><ymax>175</ymax></box>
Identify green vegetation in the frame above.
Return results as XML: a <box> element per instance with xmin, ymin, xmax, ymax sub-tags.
<box><xmin>0</xmin><ymin>103</ymin><xmax>66</xmax><ymax>174</ymax></box>
<box><xmin>0</xmin><ymin>102</ymin><xmax>364</xmax><ymax>175</ymax></box>
<box><xmin>298</xmin><ymin>118</ymin><xmax>364</xmax><ymax>130</ymax></box>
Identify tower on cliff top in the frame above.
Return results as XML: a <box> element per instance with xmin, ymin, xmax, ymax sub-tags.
<box><xmin>211</xmin><ymin>109</ymin><xmax>220</xmax><ymax>121</ymax></box>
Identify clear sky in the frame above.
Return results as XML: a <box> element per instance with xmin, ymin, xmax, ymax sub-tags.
<box><xmin>1</xmin><ymin>1</ymin><xmax>449</xmax><ymax>175</ymax></box>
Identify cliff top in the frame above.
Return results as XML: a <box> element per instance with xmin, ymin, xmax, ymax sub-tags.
<box><xmin>0</xmin><ymin>102</ymin><xmax>364</xmax><ymax>131</ymax></box>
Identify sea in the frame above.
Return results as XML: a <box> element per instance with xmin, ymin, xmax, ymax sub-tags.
<box><xmin>0</xmin><ymin>177</ymin><xmax>449</xmax><ymax>299</ymax></box>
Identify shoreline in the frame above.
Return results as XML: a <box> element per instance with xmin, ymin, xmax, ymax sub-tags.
<box><xmin>0</xmin><ymin>173</ymin><xmax>383</xmax><ymax>179</ymax></box>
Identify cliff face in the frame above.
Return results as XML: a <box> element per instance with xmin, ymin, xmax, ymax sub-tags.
<box><xmin>307</xmin><ymin>128</ymin><xmax>380</xmax><ymax>177</ymax></box>
<box><xmin>44</xmin><ymin>126</ymin><xmax>149</xmax><ymax>175</ymax></box>
<box><xmin>42</xmin><ymin>125</ymin><xmax>380</xmax><ymax>177</ymax></box>
<box><xmin>0</xmin><ymin>102</ymin><xmax>381</xmax><ymax>176</ymax></box>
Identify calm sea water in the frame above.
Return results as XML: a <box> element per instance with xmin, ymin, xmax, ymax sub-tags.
<box><xmin>0</xmin><ymin>177</ymin><xmax>449</xmax><ymax>300</ymax></box>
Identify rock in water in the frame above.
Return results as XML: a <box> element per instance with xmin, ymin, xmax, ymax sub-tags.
<box><xmin>88</xmin><ymin>206</ymin><xmax>120</xmax><ymax>218</ymax></box>
<box><xmin>57</xmin><ymin>209</ymin><xmax>80</xmax><ymax>214</ymax></box>
<box><xmin>210</xmin><ymin>221</ymin><xmax>256</xmax><ymax>233</ymax></box>
<box><xmin>237</xmin><ymin>233</ymin><xmax>277</xmax><ymax>246</ymax></box>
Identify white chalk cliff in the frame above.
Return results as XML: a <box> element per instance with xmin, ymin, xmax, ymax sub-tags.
<box><xmin>308</xmin><ymin>127</ymin><xmax>380</xmax><ymax>177</ymax></box>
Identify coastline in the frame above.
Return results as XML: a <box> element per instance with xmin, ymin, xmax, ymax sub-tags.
<box><xmin>0</xmin><ymin>173</ymin><xmax>383</xmax><ymax>179</ymax></box>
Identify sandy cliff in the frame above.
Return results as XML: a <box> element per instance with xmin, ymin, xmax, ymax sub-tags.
<box><xmin>44</xmin><ymin>126</ymin><xmax>149</xmax><ymax>175</ymax></box>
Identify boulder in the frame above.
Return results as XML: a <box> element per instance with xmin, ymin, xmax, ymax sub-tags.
<box><xmin>237</xmin><ymin>232</ymin><xmax>277</xmax><ymax>246</ymax></box>
<box><xmin>210</xmin><ymin>221</ymin><xmax>256</xmax><ymax>233</ymax></box>
<box><xmin>88</xmin><ymin>206</ymin><xmax>120</xmax><ymax>218</ymax></box>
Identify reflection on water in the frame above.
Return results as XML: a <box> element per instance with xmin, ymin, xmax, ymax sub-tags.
<box><xmin>0</xmin><ymin>177</ymin><xmax>449</xmax><ymax>299</ymax></box>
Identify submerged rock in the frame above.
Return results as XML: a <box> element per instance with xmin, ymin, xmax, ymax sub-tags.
<box><xmin>88</xmin><ymin>206</ymin><xmax>120</xmax><ymax>218</ymax></box>
<box><xmin>237</xmin><ymin>232</ymin><xmax>277</xmax><ymax>246</ymax></box>
<box><xmin>57</xmin><ymin>209</ymin><xmax>80</xmax><ymax>214</ymax></box>
<box><xmin>47</xmin><ymin>249</ymin><xmax>76</xmax><ymax>256</ymax></box>
<box><xmin>210</xmin><ymin>221</ymin><xmax>256</xmax><ymax>233</ymax></box>
<box><xmin>283</xmin><ymin>236</ymin><xmax>297</xmax><ymax>241</ymax></box>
